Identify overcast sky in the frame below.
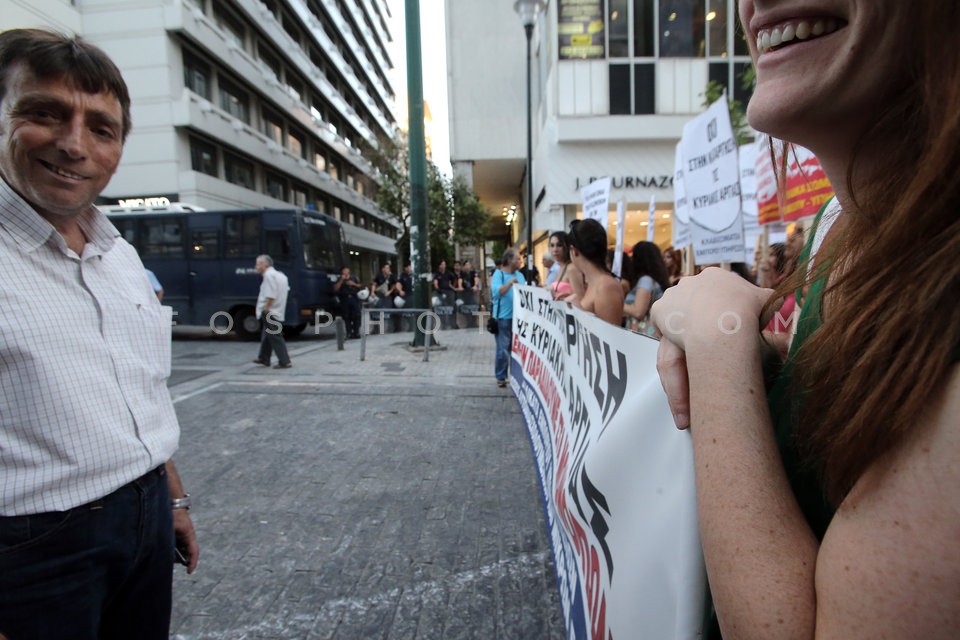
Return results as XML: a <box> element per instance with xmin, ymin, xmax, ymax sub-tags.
<box><xmin>387</xmin><ymin>0</ymin><xmax>452</xmax><ymax>175</ymax></box>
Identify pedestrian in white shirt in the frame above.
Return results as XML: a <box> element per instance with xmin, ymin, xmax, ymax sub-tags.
<box><xmin>252</xmin><ymin>254</ymin><xmax>292</xmax><ymax>369</ymax></box>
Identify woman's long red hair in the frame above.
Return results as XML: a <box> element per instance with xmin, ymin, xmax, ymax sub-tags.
<box><xmin>771</xmin><ymin>2</ymin><xmax>960</xmax><ymax>504</ymax></box>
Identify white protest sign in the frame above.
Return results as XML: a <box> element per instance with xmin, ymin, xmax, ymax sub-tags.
<box><xmin>740</xmin><ymin>144</ymin><xmax>761</xmax><ymax>264</ymax></box>
<box><xmin>681</xmin><ymin>93</ymin><xmax>745</xmax><ymax>263</ymax></box>
<box><xmin>672</xmin><ymin>142</ymin><xmax>691</xmax><ymax>249</ymax></box>
<box><xmin>580</xmin><ymin>176</ymin><xmax>611</xmax><ymax>230</ymax></box>
<box><xmin>612</xmin><ymin>198</ymin><xmax>626</xmax><ymax>277</ymax></box>
<box><xmin>511</xmin><ymin>285</ymin><xmax>706</xmax><ymax>640</ymax></box>
<box><xmin>646</xmin><ymin>195</ymin><xmax>656</xmax><ymax>242</ymax></box>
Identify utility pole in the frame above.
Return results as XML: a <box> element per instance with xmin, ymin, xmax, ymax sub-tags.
<box><xmin>405</xmin><ymin>0</ymin><xmax>433</xmax><ymax>346</ymax></box>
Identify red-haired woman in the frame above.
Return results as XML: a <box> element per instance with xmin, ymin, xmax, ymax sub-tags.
<box><xmin>651</xmin><ymin>1</ymin><xmax>960</xmax><ymax>637</ymax></box>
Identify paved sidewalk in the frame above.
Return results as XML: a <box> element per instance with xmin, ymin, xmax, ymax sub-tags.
<box><xmin>168</xmin><ymin>326</ymin><xmax>565</xmax><ymax>639</ymax></box>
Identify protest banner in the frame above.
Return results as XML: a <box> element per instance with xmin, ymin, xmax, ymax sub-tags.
<box><xmin>754</xmin><ymin>134</ymin><xmax>834</xmax><ymax>224</ymax></box>
<box><xmin>580</xmin><ymin>177</ymin><xmax>611</xmax><ymax>229</ymax></box>
<box><xmin>511</xmin><ymin>285</ymin><xmax>706</xmax><ymax>639</ymax></box>
<box><xmin>672</xmin><ymin>143</ymin><xmax>692</xmax><ymax>249</ymax></box>
<box><xmin>681</xmin><ymin>94</ymin><xmax>745</xmax><ymax>263</ymax></box>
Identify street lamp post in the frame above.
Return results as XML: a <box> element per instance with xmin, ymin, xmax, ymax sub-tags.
<box><xmin>514</xmin><ymin>0</ymin><xmax>544</xmax><ymax>276</ymax></box>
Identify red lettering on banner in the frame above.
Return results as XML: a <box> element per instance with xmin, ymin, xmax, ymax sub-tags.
<box><xmin>552</xmin><ymin>415</ymin><xmax>610</xmax><ymax>639</ymax></box>
<box><xmin>586</xmin><ymin>547</ymin><xmax>608</xmax><ymax>639</ymax></box>
<box><xmin>513</xmin><ymin>337</ymin><xmax>528</xmax><ymax>365</ymax></box>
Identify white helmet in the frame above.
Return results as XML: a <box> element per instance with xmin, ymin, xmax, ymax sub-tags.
<box><xmin>394</xmin><ymin>295</ymin><xmax>406</xmax><ymax>308</ymax></box>
<box><xmin>455</xmin><ymin>298</ymin><xmax>465</xmax><ymax>307</ymax></box>
<box><xmin>431</xmin><ymin>295</ymin><xmax>441</xmax><ymax>307</ymax></box>
<box><xmin>357</xmin><ymin>289</ymin><xmax>370</xmax><ymax>301</ymax></box>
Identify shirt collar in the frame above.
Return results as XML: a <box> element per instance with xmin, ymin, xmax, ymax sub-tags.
<box><xmin>0</xmin><ymin>177</ymin><xmax>117</xmax><ymax>254</ymax></box>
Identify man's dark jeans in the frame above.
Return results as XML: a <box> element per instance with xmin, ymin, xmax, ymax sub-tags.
<box><xmin>0</xmin><ymin>466</ymin><xmax>174</xmax><ymax>640</ymax></box>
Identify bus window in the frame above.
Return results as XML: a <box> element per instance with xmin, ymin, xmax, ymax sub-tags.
<box><xmin>224</xmin><ymin>214</ymin><xmax>259</xmax><ymax>257</ymax></box>
<box><xmin>302</xmin><ymin>217</ymin><xmax>340</xmax><ymax>271</ymax></box>
<box><xmin>192</xmin><ymin>230</ymin><xmax>219</xmax><ymax>258</ymax></box>
<box><xmin>113</xmin><ymin>218</ymin><xmax>136</xmax><ymax>245</ymax></box>
<box><xmin>140</xmin><ymin>218</ymin><xmax>184</xmax><ymax>258</ymax></box>
<box><xmin>265</xmin><ymin>229</ymin><xmax>291</xmax><ymax>263</ymax></box>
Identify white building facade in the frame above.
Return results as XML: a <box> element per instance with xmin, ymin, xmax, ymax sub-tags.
<box><xmin>446</xmin><ymin>0</ymin><xmax>751</xmax><ymax>266</ymax></box>
<box><xmin>2</xmin><ymin>0</ymin><xmax>402</xmax><ymax>277</ymax></box>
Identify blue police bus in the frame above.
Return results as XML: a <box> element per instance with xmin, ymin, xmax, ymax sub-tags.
<box><xmin>105</xmin><ymin>206</ymin><xmax>345</xmax><ymax>339</ymax></box>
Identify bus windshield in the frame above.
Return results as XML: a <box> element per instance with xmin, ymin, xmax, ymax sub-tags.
<box><xmin>301</xmin><ymin>214</ymin><xmax>342</xmax><ymax>271</ymax></box>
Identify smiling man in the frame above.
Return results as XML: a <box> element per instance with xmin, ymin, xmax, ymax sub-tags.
<box><xmin>0</xmin><ymin>29</ymin><xmax>198</xmax><ymax>639</ymax></box>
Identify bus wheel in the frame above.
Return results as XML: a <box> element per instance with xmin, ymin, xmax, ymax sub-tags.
<box><xmin>232</xmin><ymin>308</ymin><xmax>260</xmax><ymax>341</ymax></box>
<box><xmin>282</xmin><ymin>323</ymin><xmax>307</xmax><ymax>339</ymax></box>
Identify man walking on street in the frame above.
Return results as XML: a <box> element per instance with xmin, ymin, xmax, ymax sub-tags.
<box><xmin>0</xmin><ymin>28</ymin><xmax>198</xmax><ymax>639</ymax></box>
<box><xmin>252</xmin><ymin>254</ymin><xmax>292</xmax><ymax>369</ymax></box>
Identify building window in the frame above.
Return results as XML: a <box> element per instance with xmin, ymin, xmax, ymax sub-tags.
<box><xmin>265</xmin><ymin>172</ymin><xmax>288</xmax><ymax>201</ymax></box>
<box><xmin>313</xmin><ymin>150</ymin><xmax>327</xmax><ymax>172</ymax></box>
<box><xmin>190</xmin><ymin>136</ymin><xmax>218</xmax><ymax>176</ymax></box>
<box><xmin>262</xmin><ymin>108</ymin><xmax>283</xmax><ymax>146</ymax></box>
<box><xmin>224</xmin><ymin>152</ymin><xmax>255</xmax><ymax>190</ymax></box>
<box><xmin>292</xmin><ymin>184</ymin><xmax>308</xmax><ymax>208</ymax></box>
<box><xmin>214</xmin><ymin>5</ymin><xmax>246</xmax><ymax>50</ymax></box>
<box><xmin>289</xmin><ymin>128</ymin><xmax>306</xmax><ymax>159</ymax></box>
<box><xmin>328</xmin><ymin>160</ymin><xmax>340</xmax><ymax>182</ymax></box>
<box><xmin>259</xmin><ymin>44</ymin><xmax>282</xmax><ymax>82</ymax></box>
<box><xmin>183</xmin><ymin>51</ymin><xmax>211</xmax><ymax>99</ymax></box>
<box><xmin>604</xmin><ymin>0</ymin><xmax>750</xmax><ymax>114</ymax></box>
<box><xmin>634</xmin><ymin>0</ymin><xmax>655</xmax><ymax>56</ymax></box>
<box><xmin>219</xmin><ymin>78</ymin><xmax>249</xmax><ymax>123</ymax></box>
<box><xmin>707</xmin><ymin>0</ymin><xmax>728</xmax><ymax>56</ymax></box>
<box><xmin>658</xmin><ymin>0</ymin><xmax>705</xmax><ymax>57</ymax></box>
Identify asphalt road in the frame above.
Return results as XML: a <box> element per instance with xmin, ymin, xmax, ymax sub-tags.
<box><xmin>167</xmin><ymin>325</ymin><xmax>565</xmax><ymax>639</ymax></box>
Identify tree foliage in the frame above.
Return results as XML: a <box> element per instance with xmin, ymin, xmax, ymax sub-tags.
<box><xmin>365</xmin><ymin>133</ymin><xmax>490</xmax><ymax>267</ymax></box>
<box><xmin>703</xmin><ymin>65</ymin><xmax>755</xmax><ymax>145</ymax></box>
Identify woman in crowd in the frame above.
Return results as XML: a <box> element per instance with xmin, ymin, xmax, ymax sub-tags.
<box><xmin>663</xmin><ymin>245</ymin><xmax>683</xmax><ymax>286</ymax></box>
<box><xmin>490</xmin><ymin>248</ymin><xmax>526</xmax><ymax>388</ymax></box>
<box><xmin>545</xmin><ymin>231</ymin><xmax>585</xmax><ymax>302</ymax></box>
<box><xmin>758</xmin><ymin>242</ymin><xmax>798</xmax><ymax>334</ymax></box>
<box><xmin>756</xmin><ymin>241</ymin><xmax>787</xmax><ymax>289</ymax></box>
<box><xmin>622</xmin><ymin>241</ymin><xmax>670</xmax><ymax>336</ymax></box>
<box><xmin>651</xmin><ymin>1</ymin><xmax>959</xmax><ymax>638</ymax></box>
<box><xmin>565</xmin><ymin>219</ymin><xmax>623</xmax><ymax>326</ymax></box>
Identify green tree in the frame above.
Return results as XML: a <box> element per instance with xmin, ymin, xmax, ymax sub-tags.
<box><xmin>703</xmin><ymin>66</ymin><xmax>755</xmax><ymax>145</ymax></box>
<box><xmin>365</xmin><ymin>133</ymin><xmax>489</xmax><ymax>268</ymax></box>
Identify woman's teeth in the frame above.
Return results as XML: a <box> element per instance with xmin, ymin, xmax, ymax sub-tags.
<box><xmin>756</xmin><ymin>18</ymin><xmax>840</xmax><ymax>53</ymax></box>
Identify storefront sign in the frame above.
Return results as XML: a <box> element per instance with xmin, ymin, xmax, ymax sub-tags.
<box><xmin>558</xmin><ymin>0</ymin><xmax>605</xmax><ymax>59</ymax></box>
<box><xmin>575</xmin><ymin>176</ymin><xmax>673</xmax><ymax>190</ymax></box>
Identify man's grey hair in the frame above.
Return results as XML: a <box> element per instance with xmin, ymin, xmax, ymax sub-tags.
<box><xmin>542</xmin><ymin>254</ymin><xmax>554</xmax><ymax>265</ymax></box>
<box><xmin>501</xmin><ymin>248</ymin><xmax>517</xmax><ymax>267</ymax></box>
<box><xmin>257</xmin><ymin>254</ymin><xmax>274</xmax><ymax>267</ymax></box>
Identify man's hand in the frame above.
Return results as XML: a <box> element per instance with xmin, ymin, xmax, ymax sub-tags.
<box><xmin>173</xmin><ymin>509</ymin><xmax>199</xmax><ymax>574</ymax></box>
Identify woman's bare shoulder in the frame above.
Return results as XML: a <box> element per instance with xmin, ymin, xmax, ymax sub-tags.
<box><xmin>816</xmin><ymin>364</ymin><xmax>960</xmax><ymax>637</ymax></box>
